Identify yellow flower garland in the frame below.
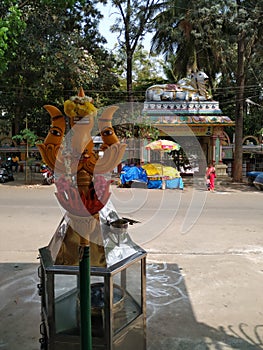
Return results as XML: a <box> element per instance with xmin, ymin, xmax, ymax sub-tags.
<box><xmin>64</xmin><ymin>96</ymin><xmax>97</xmax><ymax>118</ymax></box>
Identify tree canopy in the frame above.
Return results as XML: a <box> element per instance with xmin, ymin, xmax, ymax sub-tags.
<box><xmin>0</xmin><ymin>1</ymin><xmax>26</xmax><ymax>74</ymax></box>
<box><xmin>0</xmin><ymin>0</ymin><xmax>118</xmax><ymax>137</ymax></box>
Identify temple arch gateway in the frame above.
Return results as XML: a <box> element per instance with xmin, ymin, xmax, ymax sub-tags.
<box><xmin>142</xmin><ymin>71</ymin><xmax>234</xmax><ymax>176</ymax></box>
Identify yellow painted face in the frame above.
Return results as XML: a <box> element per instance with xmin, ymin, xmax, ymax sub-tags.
<box><xmin>43</xmin><ymin>105</ymin><xmax>66</xmax><ymax>146</ymax></box>
<box><xmin>101</xmin><ymin>127</ymin><xmax>119</xmax><ymax>146</ymax></box>
<box><xmin>45</xmin><ymin>116</ymin><xmax>65</xmax><ymax>145</ymax></box>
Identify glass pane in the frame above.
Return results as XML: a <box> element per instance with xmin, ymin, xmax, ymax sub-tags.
<box><xmin>113</xmin><ymin>261</ymin><xmax>142</xmax><ymax>334</ymax></box>
<box><xmin>54</xmin><ymin>274</ymin><xmax>78</xmax><ymax>334</ymax></box>
<box><xmin>55</xmin><ymin>274</ymin><xmax>77</xmax><ymax>299</ymax></box>
<box><xmin>90</xmin><ymin>276</ymin><xmax>105</xmax><ymax>339</ymax></box>
<box><xmin>54</xmin><ymin>274</ymin><xmax>106</xmax><ymax>338</ymax></box>
<box><xmin>126</xmin><ymin>262</ymin><xmax>142</xmax><ymax>307</ymax></box>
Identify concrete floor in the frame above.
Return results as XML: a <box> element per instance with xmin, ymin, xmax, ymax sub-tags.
<box><xmin>1</xmin><ymin>258</ymin><xmax>263</xmax><ymax>350</ymax></box>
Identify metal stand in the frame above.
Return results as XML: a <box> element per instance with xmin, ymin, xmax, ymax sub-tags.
<box><xmin>79</xmin><ymin>244</ymin><xmax>92</xmax><ymax>350</ymax></box>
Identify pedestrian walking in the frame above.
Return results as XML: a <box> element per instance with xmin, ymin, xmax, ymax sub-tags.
<box><xmin>205</xmin><ymin>163</ymin><xmax>216</xmax><ymax>191</ymax></box>
<box><xmin>11</xmin><ymin>154</ymin><xmax>20</xmax><ymax>172</ymax></box>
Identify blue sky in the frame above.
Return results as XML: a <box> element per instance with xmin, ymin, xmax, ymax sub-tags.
<box><xmin>97</xmin><ymin>2</ymin><xmax>118</xmax><ymax>50</ymax></box>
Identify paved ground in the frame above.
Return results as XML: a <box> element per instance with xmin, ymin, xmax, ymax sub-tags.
<box><xmin>0</xmin><ymin>175</ymin><xmax>263</xmax><ymax>349</ymax></box>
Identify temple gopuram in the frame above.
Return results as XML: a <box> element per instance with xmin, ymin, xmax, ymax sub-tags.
<box><xmin>142</xmin><ymin>71</ymin><xmax>234</xmax><ymax>175</ymax></box>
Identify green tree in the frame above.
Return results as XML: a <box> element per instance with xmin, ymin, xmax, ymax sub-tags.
<box><xmin>0</xmin><ymin>0</ymin><xmax>118</xmax><ymax>137</ymax></box>
<box><xmin>113</xmin><ymin>44</ymin><xmax>165</xmax><ymax>98</ymax></box>
<box><xmin>232</xmin><ymin>1</ymin><xmax>263</xmax><ymax>181</ymax></box>
<box><xmin>0</xmin><ymin>1</ymin><xmax>26</xmax><ymax>74</ymax></box>
<box><xmin>108</xmin><ymin>0</ymin><xmax>161</xmax><ymax>101</ymax></box>
<box><xmin>150</xmin><ymin>0</ymin><xmax>236</xmax><ymax>84</ymax></box>
<box><xmin>12</xmin><ymin>128</ymin><xmax>38</xmax><ymax>147</ymax></box>
<box><xmin>108</xmin><ymin>44</ymin><xmax>164</xmax><ymax>140</ymax></box>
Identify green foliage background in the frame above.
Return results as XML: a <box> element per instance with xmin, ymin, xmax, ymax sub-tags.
<box><xmin>0</xmin><ymin>0</ymin><xmax>263</xmax><ymax>147</ymax></box>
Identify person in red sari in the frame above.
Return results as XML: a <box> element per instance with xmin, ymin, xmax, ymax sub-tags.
<box><xmin>206</xmin><ymin>163</ymin><xmax>216</xmax><ymax>191</ymax></box>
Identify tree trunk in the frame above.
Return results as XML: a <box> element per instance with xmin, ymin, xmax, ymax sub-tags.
<box><xmin>233</xmin><ymin>3</ymin><xmax>245</xmax><ymax>182</ymax></box>
<box><xmin>12</xmin><ymin>85</ymin><xmax>26</xmax><ymax>135</ymax></box>
<box><xmin>126</xmin><ymin>53</ymin><xmax>133</xmax><ymax>102</ymax></box>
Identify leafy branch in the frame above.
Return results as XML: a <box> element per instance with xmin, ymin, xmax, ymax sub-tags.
<box><xmin>12</xmin><ymin>128</ymin><xmax>38</xmax><ymax>147</ymax></box>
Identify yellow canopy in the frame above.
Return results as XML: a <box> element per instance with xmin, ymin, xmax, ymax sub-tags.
<box><xmin>142</xmin><ymin>163</ymin><xmax>180</xmax><ymax>178</ymax></box>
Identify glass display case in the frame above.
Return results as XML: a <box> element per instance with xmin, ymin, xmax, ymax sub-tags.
<box><xmin>38</xmin><ymin>212</ymin><xmax>147</xmax><ymax>350</ymax></box>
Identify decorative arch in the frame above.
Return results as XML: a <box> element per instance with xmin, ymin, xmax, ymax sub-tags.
<box><xmin>222</xmin><ymin>131</ymin><xmax>231</xmax><ymax>146</ymax></box>
<box><xmin>242</xmin><ymin>135</ymin><xmax>259</xmax><ymax>145</ymax></box>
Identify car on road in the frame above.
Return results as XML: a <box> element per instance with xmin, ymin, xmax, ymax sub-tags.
<box><xmin>246</xmin><ymin>171</ymin><xmax>263</xmax><ymax>186</ymax></box>
<box><xmin>254</xmin><ymin>173</ymin><xmax>263</xmax><ymax>190</ymax></box>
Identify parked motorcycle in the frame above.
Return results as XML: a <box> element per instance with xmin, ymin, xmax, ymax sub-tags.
<box><xmin>40</xmin><ymin>165</ymin><xmax>54</xmax><ymax>185</ymax></box>
<box><xmin>0</xmin><ymin>158</ymin><xmax>14</xmax><ymax>183</ymax></box>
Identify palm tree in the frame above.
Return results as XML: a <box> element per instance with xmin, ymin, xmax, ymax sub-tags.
<box><xmin>150</xmin><ymin>0</ymin><xmax>234</xmax><ymax>83</ymax></box>
<box><xmin>150</xmin><ymin>0</ymin><xmax>196</xmax><ymax>80</ymax></box>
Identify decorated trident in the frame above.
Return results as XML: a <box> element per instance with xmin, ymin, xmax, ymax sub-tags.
<box><xmin>37</xmin><ymin>88</ymin><xmax>126</xmax><ymax>350</ymax></box>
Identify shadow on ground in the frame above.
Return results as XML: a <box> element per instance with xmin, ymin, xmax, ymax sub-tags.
<box><xmin>1</xmin><ymin>262</ymin><xmax>262</xmax><ymax>349</ymax></box>
<box><xmin>146</xmin><ymin>262</ymin><xmax>263</xmax><ymax>350</ymax></box>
